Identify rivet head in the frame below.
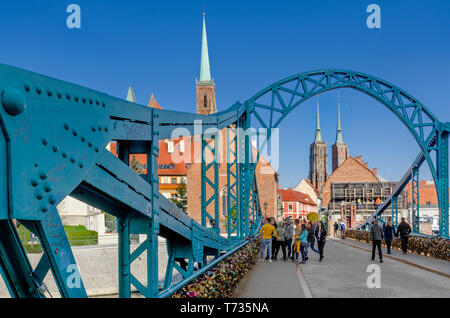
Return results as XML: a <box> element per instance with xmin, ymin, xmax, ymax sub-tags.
<box><xmin>36</xmin><ymin>189</ymin><xmax>45</xmax><ymax>200</ymax></box>
<box><xmin>44</xmin><ymin>184</ymin><xmax>52</xmax><ymax>192</ymax></box>
<box><xmin>1</xmin><ymin>87</ymin><xmax>27</xmax><ymax>116</ymax></box>
<box><xmin>30</xmin><ymin>177</ymin><xmax>39</xmax><ymax>187</ymax></box>
<box><xmin>39</xmin><ymin>171</ymin><xmax>47</xmax><ymax>180</ymax></box>
<box><xmin>41</xmin><ymin>203</ymin><xmax>49</xmax><ymax>213</ymax></box>
<box><xmin>48</xmin><ymin>194</ymin><xmax>57</xmax><ymax>205</ymax></box>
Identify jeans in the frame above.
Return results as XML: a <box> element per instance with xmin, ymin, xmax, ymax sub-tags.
<box><xmin>261</xmin><ymin>239</ymin><xmax>272</xmax><ymax>259</ymax></box>
<box><xmin>401</xmin><ymin>236</ymin><xmax>409</xmax><ymax>253</ymax></box>
<box><xmin>306</xmin><ymin>241</ymin><xmax>319</xmax><ymax>256</ymax></box>
<box><xmin>274</xmin><ymin>241</ymin><xmax>286</xmax><ymax>259</ymax></box>
<box><xmin>300</xmin><ymin>244</ymin><xmax>307</xmax><ymax>262</ymax></box>
<box><xmin>372</xmin><ymin>240</ymin><xmax>382</xmax><ymax>260</ymax></box>
<box><xmin>317</xmin><ymin>240</ymin><xmax>325</xmax><ymax>258</ymax></box>
<box><xmin>285</xmin><ymin>238</ymin><xmax>292</xmax><ymax>258</ymax></box>
<box><xmin>385</xmin><ymin>240</ymin><xmax>392</xmax><ymax>254</ymax></box>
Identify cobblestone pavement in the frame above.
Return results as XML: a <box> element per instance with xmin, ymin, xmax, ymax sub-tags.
<box><xmin>299</xmin><ymin>239</ymin><xmax>450</xmax><ymax>297</ymax></box>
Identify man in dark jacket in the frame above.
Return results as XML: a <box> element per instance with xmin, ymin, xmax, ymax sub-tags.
<box><xmin>397</xmin><ymin>218</ymin><xmax>412</xmax><ymax>254</ymax></box>
<box><xmin>315</xmin><ymin>221</ymin><xmax>327</xmax><ymax>262</ymax></box>
<box><xmin>370</xmin><ymin>219</ymin><xmax>384</xmax><ymax>263</ymax></box>
<box><xmin>305</xmin><ymin>222</ymin><xmax>319</xmax><ymax>261</ymax></box>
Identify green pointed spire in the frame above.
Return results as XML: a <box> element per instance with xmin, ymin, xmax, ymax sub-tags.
<box><xmin>200</xmin><ymin>12</ymin><xmax>212</xmax><ymax>82</ymax></box>
<box><xmin>126</xmin><ymin>86</ymin><xmax>136</xmax><ymax>103</ymax></box>
<box><xmin>315</xmin><ymin>98</ymin><xmax>322</xmax><ymax>142</ymax></box>
<box><xmin>336</xmin><ymin>94</ymin><xmax>344</xmax><ymax>144</ymax></box>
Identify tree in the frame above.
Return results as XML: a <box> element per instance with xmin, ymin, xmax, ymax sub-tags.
<box><xmin>130</xmin><ymin>155</ymin><xmax>144</xmax><ymax>174</ymax></box>
<box><xmin>170</xmin><ymin>178</ymin><xmax>187</xmax><ymax>212</ymax></box>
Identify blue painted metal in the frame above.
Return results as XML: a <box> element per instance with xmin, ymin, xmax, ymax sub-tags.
<box><xmin>0</xmin><ymin>64</ymin><xmax>448</xmax><ymax>298</ymax></box>
<box><xmin>412</xmin><ymin>167</ymin><xmax>420</xmax><ymax>233</ymax></box>
<box><xmin>392</xmin><ymin>196</ymin><xmax>399</xmax><ymax>228</ymax></box>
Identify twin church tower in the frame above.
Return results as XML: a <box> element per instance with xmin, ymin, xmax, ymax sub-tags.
<box><xmin>309</xmin><ymin>96</ymin><xmax>349</xmax><ymax>192</ymax></box>
<box><xmin>195</xmin><ymin>12</ymin><xmax>347</xmax><ymax>194</ymax></box>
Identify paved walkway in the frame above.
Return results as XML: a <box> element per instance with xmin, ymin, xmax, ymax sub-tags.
<box><xmin>330</xmin><ymin>237</ymin><xmax>450</xmax><ymax>276</ymax></box>
<box><xmin>233</xmin><ymin>259</ymin><xmax>308</xmax><ymax>298</ymax></box>
<box><xmin>233</xmin><ymin>238</ymin><xmax>450</xmax><ymax>298</ymax></box>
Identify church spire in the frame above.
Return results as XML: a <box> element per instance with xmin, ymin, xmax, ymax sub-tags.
<box><xmin>336</xmin><ymin>94</ymin><xmax>344</xmax><ymax>144</ymax></box>
<box><xmin>200</xmin><ymin>12</ymin><xmax>212</xmax><ymax>82</ymax></box>
<box><xmin>315</xmin><ymin>98</ymin><xmax>322</xmax><ymax>142</ymax></box>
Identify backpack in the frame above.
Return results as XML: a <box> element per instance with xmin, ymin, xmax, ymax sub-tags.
<box><xmin>340</xmin><ymin>223</ymin><xmax>345</xmax><ymax>230</ymax></box>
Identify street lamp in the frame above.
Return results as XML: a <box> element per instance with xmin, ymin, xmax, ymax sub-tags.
<box><xmin>264</xmin><ymin>201</ymin><xmax>268</xmax><ymax>222</ymax></box>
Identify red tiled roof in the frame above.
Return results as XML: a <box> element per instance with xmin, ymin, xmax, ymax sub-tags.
<box><xmin>148</xmin><ymin>94</ymin><xmax>162</xmax><ymax>109</ymax></box>
<box><xmin>278</xmin><ymin>188</ymin><xmax>316</xmax><ymax>206</ymax></box>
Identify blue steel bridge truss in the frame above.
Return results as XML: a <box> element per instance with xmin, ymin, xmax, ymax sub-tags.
<box><xmin>0</xmin><ymin>64</ymin><xmax>448</xmax><ymax>298</ymax></box>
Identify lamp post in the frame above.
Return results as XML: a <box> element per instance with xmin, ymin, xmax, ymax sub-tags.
<box><xmin>264</xmin><ymin>201</ymin><xmax>268</xmax><ymax>222</ymax></box>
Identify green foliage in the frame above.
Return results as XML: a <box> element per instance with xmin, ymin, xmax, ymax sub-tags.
<box><xmin>64</xmin><ymin>225</ymin><xmax>98</xmax><ymax>246</ymax></box>
<box><xmin>307</xmin><ymin>212</ymin><xmax>319</xmax><ymax>222</ymax></box>
<box><xmin>104</xmin><ymin>212</ymin><xmax>117</xmax><ymax>232</ymax></box>
<box><xmin>130</xmin><ymin>155</ymin><xmax>144</xmax><ymax>174</ymax></box>
<box><xmin>170</xmin><ymin>178</ymin><xmax>187</xmax><ymax>212</ymax></box>
<box><xmin>23</xmin><ymin>244</ymin><xmax>43</xmax><ymax>254</ymax></box>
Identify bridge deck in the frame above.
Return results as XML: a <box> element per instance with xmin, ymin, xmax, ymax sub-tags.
<box><xmin>234</xmin><ymin>238</ymin><xmax>450</xmax><ymax>298</ymax></box>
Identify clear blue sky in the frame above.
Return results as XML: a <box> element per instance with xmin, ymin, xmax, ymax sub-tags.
<box><xmin>1</xmin><ymin>0</ymin><xmax>449</xmax><ymax>187</ymax></box>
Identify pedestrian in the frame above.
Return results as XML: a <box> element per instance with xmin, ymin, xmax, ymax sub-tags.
<box><xmin>274</xmin><ymin>221</ymin><xmax>286</xmax><ymax>260</ymax></box>
<box><xmin>340</xmin><ymin>220</ymin><xmax>346</xmax><ymax>239</ymax></box>
<box><xmin>259</xmin><ymin>217</ymin><xmax>279</xmax><ymax>263</ymax></box>
<box><xmin>305</xmin><ymin>222</ymin><xmax>319</xmax><ymax>261</ymax></box>
<box><xmin>297</xmin><ymin>224</ymin><xmax>308</xmax><ymax>264</ymax></box>
<box><xmin>333</xmin><ymin>221</ymin><xmax>339</xmax><ymax>238</ymax></box>
<box><xmin>315</xmin><ymin>221</ymin><xmax>327</xmax><ymax>262</ymax></box>
<box><xmin>270</xmin><ymin>218</ymin><xmax>277</xmax><ymax>260</ymax></box>
<box><xmin>397</xmin><ymin>217</ymin><xmax>412</xmax><ymax>254</ymax></box>
<box><xmin>383</xmin><ymin>220</ymin><xmax>395</xmax><ymax>254</ymax></box>
<box><xmin>290</xmin><ymin>219</ymin><xmax>301</xmax><ymax>261</ymax></box>
<box><xmin>370</xmin><ymin>218</ymin><xmax>384</xmax><ymax>263</ymax></box>
<box><xmin>284</xmin><ymin>217</ymin><xmax>294</xmax><ymax>260</ymax></box>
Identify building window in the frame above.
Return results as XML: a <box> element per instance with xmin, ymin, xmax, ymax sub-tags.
<box><xmin>426</xmin><ymin>201</ymin><xmax>431</xmax><ymax>207</ymax></box>
<box><xmin>288</xmin><ymin>204</ymin><xmax>293</xmax><ymax>212</ymax></box>
<box><xmin>179</xmin><ymin>140</ymin><xmax>185</xmax><ymax>153</ymax></box>
<box><xmin>204</xmin><ymin>93</ymin><xmax>207</xmax><ymax>108</ymax></box>
<box><xmin>168</xmin><ymin>141</ymin><xmax>174</xmax><ymax>153</ymax></box>
<box><xmin>171</xmin><ymin>178</ymin><xmax>177</xmax><ymax>184</ymax></box>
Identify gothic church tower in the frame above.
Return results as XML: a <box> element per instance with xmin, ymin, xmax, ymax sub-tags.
<box><xmin>309</xmin><ymin>99</ymin><xmax>328</xmax><ymax>192</ymax></box>
<box><xmin>331</xmin><ymin>95</ymin><xmax>349</xmax><ymax>172</ymax></box>
<box><xmin>196</xmin><ymin>13</ymin><xmax>217</xmax><ymax>115</ymax></box>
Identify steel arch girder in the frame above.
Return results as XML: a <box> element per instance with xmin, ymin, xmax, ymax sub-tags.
<box><xmin>245</xmin><ymin>69</ymin><xmax>447</xmax><ymax>236</ymax></box>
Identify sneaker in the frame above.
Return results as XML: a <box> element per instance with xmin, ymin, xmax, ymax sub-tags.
<box><xmin>269</xmin><ymin>259</ymin><xmax>272</xmax><ymax>263</ymax></box>
<box><xmin>305</xmin><ymin>257</ymin><xmax>309</xmax><ymax>261</ymax></box>
<box><xmin>258</xmin><ymin>259</ymin><xmax>264</xmax><ymax>262</ymax></box>
<box><xmin>380</xmin><ymin>259</ymin><xmax>383</xmax><ymax>263</ymax></box>
<box><xmin>371</xmin><ymin>258</ymin><xmax>375</xmax><ymax>261</ymax></box>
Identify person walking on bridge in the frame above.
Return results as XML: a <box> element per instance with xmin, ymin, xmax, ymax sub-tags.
<box><xmin>370</xmin><ymin>219</ymin><xmax>384</xmax><ymax>263</ymax></box>
<box><xmin>383</xmin><ymin>220</ymin><xmax>395</xmax><ymax>254</ymax></box>
<box><xmin>305</xmin><ymin>222</ymin><xmax>319</xmax><ymax>261</ymax></box>
<box><xmin>259</xmin><ymin>218</ymin><xmax>279</xmax><ymax>263</ymax></box>
<box><xmin>397</xmin><ymin>218</ymin><xmax>412</xmax><ymax>254</ymax></box>
<box><xmin>290</xmin><ymin>219</ymin><xmax>301</xmax><ymax>261</ymax></box>
<box><xmin>315</xmin><ymin>221</ymin><xmax>327</xmax><ymax>262</ymax></box>
<box><xmin>333</xmin><ymin>221</ymin><xmax>339</xmax><ymax>238</ymax></box>
<box><xmin>284</xmin><ymin>217</ymin><xmax>294</xmax><ymax>260</ymax></box>
<box><xmin>295</xmin><ymin>224</ymin><xmax>308</xmax><ymax>264</ymax></box>
<box><xmin>274</xmin><ymin>221</ymin><xmax>286</xmax><ymax>260</ymax></box>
